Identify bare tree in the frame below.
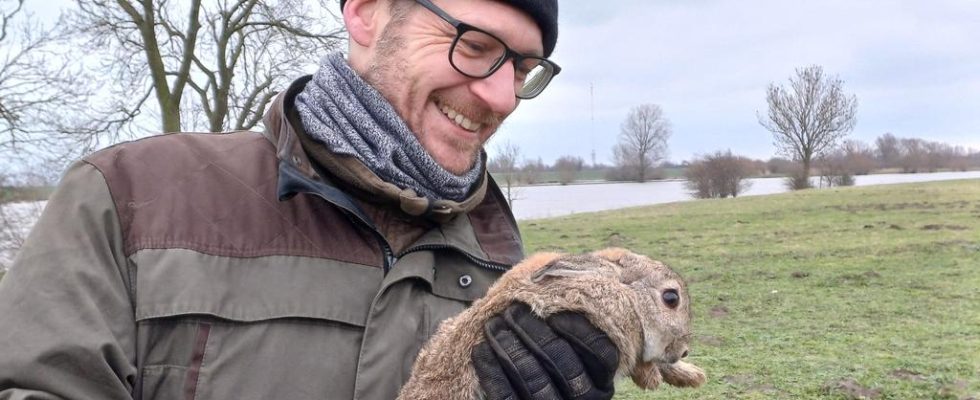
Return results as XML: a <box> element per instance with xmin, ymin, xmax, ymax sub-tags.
<box><xmin>874</xmin><ymin>133</ymin><xmax>901</xmax><ymax>169</ymax></box>
<box><xmin>765</xmin><ymin>157</ymin><xmax>795</xmax><ymax>176</ymax></box>
<box><xmin>815</xmin><ymin>148</ymin><xmax>856</xmax><ymax>187</ymax></box>
<box><xmin>874</xmin><ymin>133</ymin><xmax>974</xmax><ymax>173</ymax></box>
<box><xmin>66</xmin><ymin>0</ymin><xmax>346</xmax><ymax>135</ymax></box>
<box><xmin>758</xmin><ymin>65</ymin><xmax>857</xmax><ymax>189</ymax></box>
<box><xmin>612</xmin><ymin>104</ymin><xmax>671</xmax><ymax>182</ymax></box>
<box><xmin>520</xmin><ymin>157</ymin><xmax>545</xmax><ymax>185</ymax></box>
<box><xmin>488</xmin><ymin>141</ymin><xmax>522</xmax><ymax>208</ymax></box>
<box><xmin>839</xmin><ymin>139</ymin><xmax>876</xmax><ymax>175</ymax></box>
<box><xmin>1</xmin><ymin>0</ymin><xmax>99</xmax><ymax>163</ymax></box>
<box><xmin>898</xmin><ymin>138</ymin><xmax>927</xmax><ymax>173</ymax></box>
<box><xmin>553</xmin><ymin>155</ymin><xmax>584</xmax><ymax>185</ymax></box>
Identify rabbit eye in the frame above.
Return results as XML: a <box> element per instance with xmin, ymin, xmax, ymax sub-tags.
<box><xmin>662</xmin><ymin>289</ymin><xmax>680</xmax><ymax>308</ymax></box>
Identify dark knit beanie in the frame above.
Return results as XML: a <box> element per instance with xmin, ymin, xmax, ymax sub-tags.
<box><xmin>340</xmin><ymin>0</ymin><xmax>558</xmax><ymax>57</ymax></box>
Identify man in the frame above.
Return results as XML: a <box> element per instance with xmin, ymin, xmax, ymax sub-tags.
<box><xmin>0</xmin><ymin>0</ymin><xmax>618</xmax><ymax>399</ymax></box>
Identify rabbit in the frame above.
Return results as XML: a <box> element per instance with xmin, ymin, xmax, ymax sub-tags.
<box><xmin>397</xmin><ymin>247</ymin><xmax>706</xmax><ymax>400</ymax></box>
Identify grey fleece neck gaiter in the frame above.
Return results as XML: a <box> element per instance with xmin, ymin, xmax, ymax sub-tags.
<box><xmin>294</xmin><ymin>52</ymin><xmax>484</xmax><ymax>202</ymax></box>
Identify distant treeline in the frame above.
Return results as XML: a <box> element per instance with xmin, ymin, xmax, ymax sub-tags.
<box><xmin>489</xmin><ymin>133</ymin><xmax>980</xmax><ymax>187</ymax></box>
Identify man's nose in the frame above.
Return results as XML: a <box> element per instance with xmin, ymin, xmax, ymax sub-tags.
<box><xmin>469</xmin><ymin>62</ymin><xmax>518</xmax><ymax>116</ymax></box>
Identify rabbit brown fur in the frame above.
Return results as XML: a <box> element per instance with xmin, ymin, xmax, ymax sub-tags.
<box><xmin>396</xmin><ymin>248</ymin><xmax>706</xmax><ymax>399</ymax></box>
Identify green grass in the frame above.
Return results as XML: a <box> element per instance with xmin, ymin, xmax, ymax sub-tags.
<box><xmin>0</xmin><ymin>186</ymin><xmax>53</xmax><ymax>204</ymax></box>
<box><xmin>489</xmin><ymin>167</ymin><xmax>686</xmax><ymax>186</ymax></box>
<box><xmin>520</xmin><ymin>179</ymin><xmax>980</xmax><ymax>399</ymax></box>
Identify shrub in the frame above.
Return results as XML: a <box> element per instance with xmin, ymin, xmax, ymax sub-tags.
<box><xmin>684</xmin><ymin>150</ymin><xmax>755</xmax><ymax>199</ymax></box>
<box><xmin>784</xmin><ymin>164</ymin><xmax>812</xmax><ymax>190</ymax></box>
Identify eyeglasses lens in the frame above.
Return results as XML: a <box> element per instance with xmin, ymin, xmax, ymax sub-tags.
<box><xmin>451</xmin><ymin>29</ymin><xmax>553</xmax><ymax>99</ymax></box>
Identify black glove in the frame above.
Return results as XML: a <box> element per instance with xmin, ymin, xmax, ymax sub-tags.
<box><xmin>471</xmin><ymin>303</ymin><xmax>619</xmax><ymax>400</ymax></box>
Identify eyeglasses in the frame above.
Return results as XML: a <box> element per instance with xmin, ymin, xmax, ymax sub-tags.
<box><xmin>414</xmin><ymin>0</ymin><xmax>561</xmax><ymax>99</ymax></box>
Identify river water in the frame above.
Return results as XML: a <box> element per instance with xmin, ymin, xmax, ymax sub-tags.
<box><xmin>3</xmin><ymin>171</ymin><xmax>980</xmax><ymax>267</ymax></box>
<box><xmin>510</xmin><ymin>171</ymin><xmax>980</xmax><ymax>220</ymax></box>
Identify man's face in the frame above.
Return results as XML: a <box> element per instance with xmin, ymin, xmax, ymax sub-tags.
<box><xmin>364</xmin><ymin>0</ymin><xmax>543</xmax><ymax>175</ymax></box>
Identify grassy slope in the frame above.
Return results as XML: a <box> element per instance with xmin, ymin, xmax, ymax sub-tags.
<box><xmin>0</xmin><ymin>186</ymin><xmax>54</xmax><ymax>204</ymax></box>
<box><xmin>489</xmin><ymin>167</ymin><xmax>686</xmax><ymax>186</ymax></box>
<box><xmin>520</xmin><ymin>179</ymin><xmax>980</xmax><ymax>399</ymax></box>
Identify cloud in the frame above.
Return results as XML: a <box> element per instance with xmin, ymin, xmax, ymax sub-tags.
<box><xmin>499</xmin><ymin>0</ymin><xmax>980</xmax><ymax>163</ymax></box>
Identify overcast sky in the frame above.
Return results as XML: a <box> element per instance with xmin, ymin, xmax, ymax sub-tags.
<box><xmin>21</xmin><ymin>0</ymin><xmax>980</xmax><ymax>166</ymax></box>
<box><xmin>495</xmin><ymin>0</ymin><xmax>980</xmax><ymax>164</ymax></box>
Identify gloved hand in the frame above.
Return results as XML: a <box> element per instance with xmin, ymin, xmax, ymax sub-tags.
<box><xmin>471</xmin><ymin>303</ymin><xmax>619</xmax><ymax>400</ymax></box>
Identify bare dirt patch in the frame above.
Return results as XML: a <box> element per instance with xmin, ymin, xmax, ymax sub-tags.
<box><xmin>752</xmin><ymin>270</ymin><xmax>778</xmax><ymax>280</ymax></box>
<box><xmin>722</xmin><ymin>374</ymin><xmax>754</xmax><ymax>386</ymax></box>
<box><xmin>823</xmin><ymin>378</ymin><xmax>882</xmax><ymax>399</ymax></box>
<box><xmin>936</xmin><ymin>379</ymin><xmax>974</xmax><ymax>400</ymax></box>
<box><xmin>709</xmin><ymin>305</ymin><xmax>730</xmax><ymax>318</ymax></box>
<box><xmin>605</xmin><ymin>232</ymin><xmax>626</xmax><ymax>247</ymax></box>
<box><xmin>832</xmin><ymin>270</ymin><xmax>882</xmax><ymax>287</ymax></box>
<box><xmin>697</xmin><ymin>335</ymin><xmax>725</xmax><ymax>347</ymax></box>
<box><xmin>889</xmin><ymin>368</ymin><xmax>926</xmax><ymax>382</ymax></box>
<box><xmin>828</xmin><ymin>202</ymin><xmax>937</xmax><ymax>213</ymax></box>
<box><xmin>922</xmin><ymin>224</ymin><xmax>969</xmax><ymax>231</ymax></box>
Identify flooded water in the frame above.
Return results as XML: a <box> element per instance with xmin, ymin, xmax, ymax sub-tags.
<box><xmin>0</xmin><ymin>200</ymin><xmax>47</xmax><ymax>269</ymax></box>
<box><xmin>3</xmin><ymin>172</ymin><xmax>979</xmax><ymax>266</ymax></box>
<box><xmin>510</xmin><ymin>171</ymin><xmax>980</xmax><ymax>220</ymax></box>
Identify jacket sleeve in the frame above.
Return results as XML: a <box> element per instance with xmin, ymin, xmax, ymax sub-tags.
<box><xmin>0</xmin><ymin>161</ymin><xmax>137</xmax><ymax>399</ymax></box>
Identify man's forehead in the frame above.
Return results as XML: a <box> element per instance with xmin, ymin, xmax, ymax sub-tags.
<box><xmin>340</xmin><ymin>0</ymin><xmax>557</xmax><ymax>57</ymax></box>
<box><xmin>448</xmin><ymin>0</ymin><xmax>544</xmax><ymax>55</ymax></box>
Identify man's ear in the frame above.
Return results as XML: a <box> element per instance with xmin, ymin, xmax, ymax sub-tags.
<box><xmin>343</xmin><ymin>0</ymin><xmax>387</xmax><ymax>47</ymax></box>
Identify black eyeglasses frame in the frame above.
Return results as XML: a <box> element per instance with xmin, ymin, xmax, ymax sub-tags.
<box><xmin>413</xmin><ymin>0</ymin><xmax>561</xmax><ymax>99</ymax></box>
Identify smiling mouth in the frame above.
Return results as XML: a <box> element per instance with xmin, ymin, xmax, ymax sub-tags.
<box><xmin>437</xmin><ymin>101</ymin><xmax>483</xmax><ymax>132</ymax></box>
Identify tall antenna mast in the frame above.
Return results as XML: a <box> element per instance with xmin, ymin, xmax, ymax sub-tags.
<box><xmin>590</xmin><ymin>82</ymin><xmax>596</xmax><ymax>167</ymax></box>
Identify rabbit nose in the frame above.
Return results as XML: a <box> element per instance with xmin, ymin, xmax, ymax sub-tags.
<box><xmin>681</xmin><ymin>350</ymin><xmax>689</xmax><ymax>359</ymax></box>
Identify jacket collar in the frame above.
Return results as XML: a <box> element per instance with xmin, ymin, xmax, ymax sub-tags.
<box><xmin>263</xmin><ymin>77</ymin><xmax>524</xmax><ymax>267</ymax></box>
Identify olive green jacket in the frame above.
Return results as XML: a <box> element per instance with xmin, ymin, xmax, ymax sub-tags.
<box><xmin>0</xmin><ymin>78</ymin><xmax>524</xmax><ymax>399</ymax></box>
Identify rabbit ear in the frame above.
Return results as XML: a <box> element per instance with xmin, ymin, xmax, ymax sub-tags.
<box><xmin>594</xmin><ymin>248</ymin><xmax>646</xmax><ymax>284</ymax></box>
<box><xmin>530</xmin><ymin>256</ymin><xmax>600</xmax><ymax>283</ymax></box>
<box><xmin>594</xmin><ymin>248</ymin><xmax>672</xmax><ymax>285</ymax></box>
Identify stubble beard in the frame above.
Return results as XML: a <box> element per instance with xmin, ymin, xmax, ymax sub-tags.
<box><xmin>364</xmin><ymin>20</ymin><xmax>504</xmax><ymax>175</ymax></box>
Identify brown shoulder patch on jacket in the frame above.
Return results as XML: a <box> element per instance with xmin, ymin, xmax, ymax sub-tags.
<box><xmin>85</xmin><ymin>132</ymin><xmax>381</xmax><ymax>267</ymax></box>
<box><xmin>467</xmin><ymin>176</ymin><xmax>524</xmax><ymax>266</ymax></box>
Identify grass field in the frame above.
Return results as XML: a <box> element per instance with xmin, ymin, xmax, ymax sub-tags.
<box><xmin>0</xmin><ymin>186</ymin><xmax>53</xmax><ymax>204</ymax></box>
<box><xmin>520</xmin><ymin>179</ymin><xmax>980</xmax><ymax>399</ymax></box>
<box><xmin>490</xmin><ymin>167</ymin><xmax>686</xmax><ymax>186</ymax></box>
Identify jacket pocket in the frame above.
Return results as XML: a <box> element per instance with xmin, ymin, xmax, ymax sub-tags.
<box><xmin>388</xmin><ymin>251</ymin><xmax>504</xmax><ymax>339</ymax></box>
<box><xmin>138</xmin><ymin>322</ymin><xmax>209</xmax><ymax>400</ymax></box>
<box><xmin>131</xmin><ymin>249</ymin><xmax>383</xmax><ymax>400</ymax></box>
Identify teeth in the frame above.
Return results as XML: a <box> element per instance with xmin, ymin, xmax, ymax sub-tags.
<box><xmin>439</xmin><ymin>102</ymin><xmax>481</xmax><ymax>132</ymax></box>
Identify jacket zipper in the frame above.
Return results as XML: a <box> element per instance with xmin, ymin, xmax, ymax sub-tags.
<box><xmin>341</xmin><ymin>210</ymin><xmax>395</xmax><ymax>273</ymax></box>
<box><xmin>295</xmin><ymin>188</ymin><xmax>395</xmax><ymax>272</ymax></box>
<box><xmin>282</xmin><ymin>165</ymin><xmax>396</xmax><ymax>272</ymax></box>
<box><xmin>399</xmin><ymin>244</ymin><xmax>511</xmax><ymax>272</ymax></box>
